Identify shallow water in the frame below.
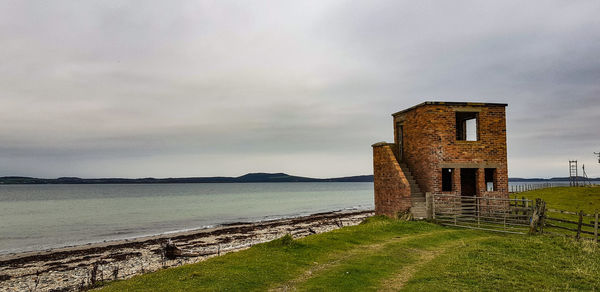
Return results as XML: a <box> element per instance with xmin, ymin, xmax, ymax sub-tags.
<box><xmin>0</xmin><ymin>182</ymin><xmax>374</xmax><ymax>254</ymax></box>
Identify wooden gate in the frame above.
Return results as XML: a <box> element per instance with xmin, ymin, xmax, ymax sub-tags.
<box><xmin>430</xmin><ymin>193</ymin><xmax>540</xmax><ymax>234</ymax></box>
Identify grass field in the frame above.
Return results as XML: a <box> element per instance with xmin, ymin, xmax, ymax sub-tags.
<box><xmin>516</xmin><ymin>186</ymin><xmax>600</xmax><ymax>213</ymax></box>
<box><xmin>99</xmin><ymin>214</ymin><xmax>600</xmax><ymax>291</ymax></box>
<box><xmin>517</xmin><ymin>186</ymin><xmax>600</xmax><ymax>239</ymax></box>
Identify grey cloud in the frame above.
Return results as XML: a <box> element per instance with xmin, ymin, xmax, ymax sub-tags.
<box><xmin>0</xmin><ymin>0</ymin><xmax>599</xmax><ymax>178</ymax></box>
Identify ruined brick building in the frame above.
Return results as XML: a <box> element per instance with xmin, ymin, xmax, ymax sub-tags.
<box><xmin>372</xmin><ymin>101</ymin><xmax>509</xmax><ymax>218</ymax></box>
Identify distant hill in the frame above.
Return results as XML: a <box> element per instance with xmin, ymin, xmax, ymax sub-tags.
<box><xmin>2</xmin><ymin>173</ymin><xmax>597</xmax><ymax>185</ymax></box>
<box><xmin>0</xmin><ymin>173</ymin><xmax>375</xmax><ymax>184</ymax></box>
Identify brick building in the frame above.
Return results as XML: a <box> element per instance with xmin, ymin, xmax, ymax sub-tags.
<box><xmin>372</xmin><ymin>101</ymin><xmax>509</xmax><ymax>218</ymax></box>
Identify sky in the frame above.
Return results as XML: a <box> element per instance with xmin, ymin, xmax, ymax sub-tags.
<box><xmin>0</xmin><ymin>1</ymin><xmax>599</xmax><ymax>179</ymax></box>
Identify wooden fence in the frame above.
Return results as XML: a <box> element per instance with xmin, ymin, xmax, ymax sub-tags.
<box><xmin>544</xmin><ymin>208</ymin><xmax>599</xmax><ymax>241</ymax></box>
<box><xmin>430</xmin><ymin>193</ymin><xmax>599</xmax><ymax>242</ymax></box>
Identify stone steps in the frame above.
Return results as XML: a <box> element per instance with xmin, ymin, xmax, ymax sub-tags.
<box><xmin>398</xmin><ymin>162</ymin><xmax>427</xmax><ymax>219</ymax></box>
<box><xmin>410</xmin><ymin>201</ymin><xmax>427</xmax><ymax>219</ymax></box>
<box><xmin>411</xmin><ymin>196</ymin><xmax>425</xmax><ymax>203</ymax></box>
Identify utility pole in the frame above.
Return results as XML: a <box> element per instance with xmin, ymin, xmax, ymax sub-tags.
<box><xmin>595</xmin><ymin>152</ymin><xmax>600</xmax><ymax>164</ymax></box>
<box><xmin>582</xmin><ymin>164</ymin><xmax>589</xmax><ymax>186</ymax></box>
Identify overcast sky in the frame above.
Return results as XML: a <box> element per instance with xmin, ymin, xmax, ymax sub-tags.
<box><xmin>1</xmin><ymin>1</ymin><xmax>599</xmax><ymax>179</ymax></box>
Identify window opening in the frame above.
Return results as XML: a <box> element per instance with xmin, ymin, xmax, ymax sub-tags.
<box><xmin>442</xmin><ymin>168</ymin><xmax>453</xmax><ymax>191</ymax></box>
<box><xmin>485</xmin><ymin>168</ymin><xmax>496</xmax><ymax>191</ymax></box>
<box><xmin>456</xmin><ymin>112</ymin><xmax>478</xmax><ymax>141</ymax></box>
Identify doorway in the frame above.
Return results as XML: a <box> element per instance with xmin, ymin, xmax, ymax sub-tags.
<box><xmin>460</xmin><ymin>168</ymin><xmax>478</xmax><ymax>214</ymax></box>
<box><xmin>396</xmin><ymin>123</ymin><xmax>404</xmax><ymax>161</ymax></box>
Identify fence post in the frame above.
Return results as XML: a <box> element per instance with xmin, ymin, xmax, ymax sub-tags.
<box><xmin>576</xmin><ymin>210</ymin><xmax>583</xmax><ymax>240</ymax></box>
<box><xmin>453</xmin><ymin>193</ymin><xmax>458</xmax><ymax>225</ymax></box>
<box><xmin>529</xmin><ymin>202</ymin><xmax>538</xmax><ymax>234</ymax></box>
<box><xmin>477</xmin><ymin>197</ymin><xmax>480</xmax><ymax>227</ymax></box>
<box><xmin>432</xmin><ymin>194</ymin><xmax>436</xmax><ymax>220</ymax></box>
<box><xmin>539</xmin><ymin>200</ymin><xmax>546</xmax><ymax>234</ymax></box>
<box><xmin>594</xmin><ymin>210</ymin><xmax>598</xmax><ymax>243</ymax></box>
<box><xmin>426</xmin><ymin>192</ymin><xmax>432</xmax><ymax>220</ymax></box>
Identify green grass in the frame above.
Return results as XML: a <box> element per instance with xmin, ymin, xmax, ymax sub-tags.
<box><xmin>403</xmin><ymin>235</ymin><xmax>600</xmax><ymax>291</ymax></box>
<box><xmin>517</xmin><ymin>186</ymin><xmax>600</xmax><ymax>213</ymax></box>
<box><xmin>518</xmin><ymin>186</ymin><xmax>600</xmax><ymax>238</ymax></box>
<box><xmin>99</xmin><ymin>215</ymin><xmax>600</xmax><ymax>291</ymax></box>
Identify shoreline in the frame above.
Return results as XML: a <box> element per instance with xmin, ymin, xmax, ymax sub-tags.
<box><xmin>0</xmin><ymin>206</ymin><xmax>372</xmax><ymax>259</ymax></box>
<box><xmin>0</xmin><ymin>209</ymin><xmax>374</xmax><ymax>292</ymax></box>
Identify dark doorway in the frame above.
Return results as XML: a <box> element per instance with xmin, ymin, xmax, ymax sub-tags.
<box><xmin>460</xmin><ymin>168</ymin><xmax>478</xmax><ymax>214</ymax></box>
<box><xmin>396</xmin><ymin>123</ymin><xmax>404</xmax><ymax>161</ymax></box>
<box><xmin>441</xmin><ymin>168</ymin><xmax>453</xmax><ymax>191</ymax></box>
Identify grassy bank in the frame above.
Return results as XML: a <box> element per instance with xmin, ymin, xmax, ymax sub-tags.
<box><xmin>517</xmin><ymin>186</ymin><xmax>600</xmax><ymax>240</ymax></box>
<box><xmin>99</xmin><ymin>216</ymin><xmax>600</xmax><ymax>291</ymax></box>
<box><xmin>516</xmin><ymin>186</ymin><xmax>600</xmax><ymax>212</ymax></box>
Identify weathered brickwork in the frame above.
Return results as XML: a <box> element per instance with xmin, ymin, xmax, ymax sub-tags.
<box><xmin>374</xmin><ymin>101</ymin><xmax>509</xmax><ymax>217</ymax></box>
<box><xmin>372</xmin><ymin>143</ymin><xmax>412</xmax><ymax>217</ymax></box>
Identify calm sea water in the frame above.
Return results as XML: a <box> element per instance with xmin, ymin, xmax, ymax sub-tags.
<box><xmin>0</xmin><ymin>181</ymin><xmax>581</xmax><ymax>255</ymax></box>
<box><xmin>0</xmin><ymin>183</ymin><xmax>374</xmax><ymax>255</ymax></box>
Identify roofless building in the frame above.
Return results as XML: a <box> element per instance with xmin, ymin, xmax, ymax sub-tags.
<box><xmin>372</xmin><ymin>101</ymin><xmax>509</xmax><ymax>218</ymax></box>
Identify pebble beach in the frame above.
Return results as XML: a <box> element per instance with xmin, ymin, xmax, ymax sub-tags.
<box><xmin>0</xmin><ymin>210</ymin><xmax>373</xmax><ymax>292</ymax></box>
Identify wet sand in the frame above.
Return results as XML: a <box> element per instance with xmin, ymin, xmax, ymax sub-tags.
<box><xmin>0</xmin><ymin>209</ymin><xmax>373</xmax><ymax>292</ymax></box>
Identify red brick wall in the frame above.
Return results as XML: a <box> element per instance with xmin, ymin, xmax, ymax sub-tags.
<box><xmin>393</xmin><ymin>104</ymin><xmax>508</xmax><ymax>198</ymax></box>
<box><xmin>372</xmin><ymin>143</ymin><xmax>412</xmax><ymax>217</ymax></box>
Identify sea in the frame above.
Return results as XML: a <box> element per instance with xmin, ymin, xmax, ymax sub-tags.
<box><xmin>0</xmin><ymin>180</ymin><xmax>579</xmax><ymax>255</ymax></box>
<box><xmin>0</xmin><ymin>182</ymin><xmax>374</xmax><ymax>255</ymax></box>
